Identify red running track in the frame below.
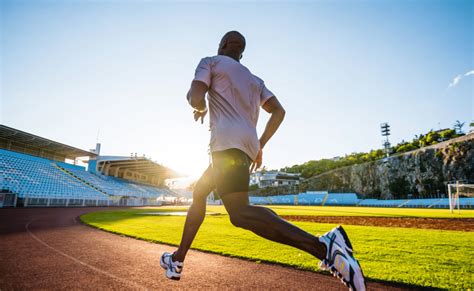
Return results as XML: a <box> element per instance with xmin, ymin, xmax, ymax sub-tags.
<box><xmin>0</xmin><ymin>207</ymin><xmax>410</xmax><ymax>290</ymax></box>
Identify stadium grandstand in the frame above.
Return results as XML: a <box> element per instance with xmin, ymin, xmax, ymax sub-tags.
<box><xmin>0</xmin><ymin>124</ymin><xmax>180</xmax><ymax>208</ymax></box>
<box><xmin>2</xmin><ymin>123</ymin><xmax>472</xmax><ymax>210</ymax></box>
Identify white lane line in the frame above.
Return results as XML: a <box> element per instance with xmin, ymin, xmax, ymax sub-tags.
<box><xmin>25</xmin><ymin>220</ymin><xmax>149</xmax><ymax>290</ymax></box>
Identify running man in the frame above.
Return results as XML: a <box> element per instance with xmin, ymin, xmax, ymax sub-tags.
<box><xmin>161</xmin><ymin>31</ymin><xmax>366</xmax><ymax>291</ymax></box>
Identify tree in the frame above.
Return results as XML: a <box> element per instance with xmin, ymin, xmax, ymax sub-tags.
<box><xmin>454</xmin><ymin>120</ymin><xmax>465</xmax><ymax>134</ymax></box>
<box><xmin>279</xmin><ymin>126</ymin><xmax>464</xmax><ymax>179</ymax></box>
<box><xmin>396</xmin><ymin>143</ymin><xmax>417</xmax><ymax>153</ymax></box>
<box><xmin>438</xmin><ymin>129</ymin><xmax>456</xmax><ymax>141</ymax></box>
<box><xmin>425</xmin><ymin>131</ymin><xmax>440</xmax><ymax>145</ymax></box>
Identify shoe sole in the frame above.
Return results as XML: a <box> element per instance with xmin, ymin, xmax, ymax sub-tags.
<box><xmin>166</xmin><ymin>268</ymin><xmax>181</xmax><ymax>280</ymax></box>
<box><xmin>166</xmin><ymin>273</ymin><xmax>181</xmax><ymax>280</ymax></box>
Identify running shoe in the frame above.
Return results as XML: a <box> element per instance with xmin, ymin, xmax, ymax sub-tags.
<box><xmin>319</xmin><ymin>226</ymin><xmax>366</xmax><ymax>291</ymax></box>
<box><xmin>160</xmin><ymin>252</ymin><xmax>183</xmax><ymax>280</ymax></box>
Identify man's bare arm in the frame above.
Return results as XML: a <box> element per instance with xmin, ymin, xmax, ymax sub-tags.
<box><xmin>250</xmin><ymin>96</ymin><xmax>285</xmax><ymax>172</ymax></box>
<box><xmin>260</xmin><ymin>96</ymin><xmax>286</xmax><ymax>149</ymax></box>
<box><xmin>187</xmin><ymin>81</ymin><xmax>209</xmax><ymax>111</ymax></box>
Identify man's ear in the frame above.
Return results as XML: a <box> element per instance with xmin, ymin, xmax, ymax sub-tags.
<box><xmin>240</xmin><ymin>53</ymin><xmax>243</xmax><ymax>60</ymax></box>
<box><xmin>218</xmin><ymin>42</ymin><xmax>226</xmax><ymax>55</ymax></box>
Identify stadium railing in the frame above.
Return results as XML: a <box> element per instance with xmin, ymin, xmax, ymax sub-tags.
<box><xmin>249</xmin><ymin>192</ymin><xmax>474</xmax><ymax>209</ymax></box>
<box><xmin>249</xmin><ymin>193</ymin><xmax>358</xmax><ymax>206</ymax></box>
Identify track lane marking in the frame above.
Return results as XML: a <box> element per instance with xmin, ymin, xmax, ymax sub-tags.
<box><xmin>25</xmin><ymin>220</ymin><xmax>149</xmax><ymax>290</ymax></box>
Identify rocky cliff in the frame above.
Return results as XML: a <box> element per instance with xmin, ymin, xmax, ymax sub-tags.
<box><xmin>301</xmin><ymin>133</ymin><xmax>474</xmax><ymax>199</ymax></box>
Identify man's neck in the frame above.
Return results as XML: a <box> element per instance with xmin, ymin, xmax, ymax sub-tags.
<box><xmin>221</xmin><ymin>53</ymin><xmax>240</xmax><ymax>62</ymax></box>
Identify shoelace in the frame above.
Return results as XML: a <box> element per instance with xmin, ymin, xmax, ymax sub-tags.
<box><xmin>169</xmin><ymin>252</ymin><xmax>183</xmax><ymax>273</ymax></box>
<box><xmin>168</xmin><ymin>255</ymin><xmax>183</xmax><ymax>273</ymax></box>
<box><xmin>174</xmin><ymin>264</ymin><xmax>183</xmax><ymax>273</ymax></box>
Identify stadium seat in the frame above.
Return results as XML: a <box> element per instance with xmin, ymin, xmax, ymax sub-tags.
<box><xmin>0</xmin><ymin>149</ymin><xmax>169</xmax><ymax>202</ymax></box>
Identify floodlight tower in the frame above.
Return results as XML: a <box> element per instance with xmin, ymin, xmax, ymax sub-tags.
<box><xmin>380</xmin><ymin>122</ymin><xmax>391</xmax><ymax>158</ymax></box>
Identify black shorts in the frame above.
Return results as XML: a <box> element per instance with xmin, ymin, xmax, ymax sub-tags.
<box><xmin>210</xmin><ymin>148</ymin><xmax>251</xmax><ymax>197</ymax></box>
<box><xmin>212</xmin><ymin>149</ymin><xmax>251</xmax><ymax>197</ymax></box>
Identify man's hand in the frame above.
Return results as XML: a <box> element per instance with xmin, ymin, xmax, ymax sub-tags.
<box><xmin>250</xmin><ymin>148</ymin><xmax>262</xmax><ymax>173</ymax></box>
<box><xmin>193</xmin><ymin>109</ymin><xmax>207</xmax><ymax>124</ymax></box>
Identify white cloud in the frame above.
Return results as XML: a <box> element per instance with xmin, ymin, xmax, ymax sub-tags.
<box><xmin>448</xmin><ymin>69</ymin><xmax>474</xmax><ymax>88</ymax></box>
<box><xmin>465</xmin><ymin>70</ymin><xmax>474</xmax><ymax>77</ymax></box>
<box><xmin>449</xmin><ymin>74</ymin><xmax>463</xmax><ymax>88</ymax></box>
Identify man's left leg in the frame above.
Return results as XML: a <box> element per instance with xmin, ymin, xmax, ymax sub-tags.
<box><xmin>174</xmin><ymin>165</ymin><xmax>215</xmax><ymax>262</ymax></box>
<box><xmin>160</xmin><ymin>166</ymin><xmax>214</xmax><ymax>280</ymax></box>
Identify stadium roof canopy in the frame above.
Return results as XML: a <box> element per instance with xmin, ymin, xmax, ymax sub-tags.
<box><xmin>0</xmin><ymin>124</ymin><xmax>97</xmax><ymax>161</ymax></box>
<box><xmin>95</xmin><ymin>156</ymin><xmax>178</xmax><ymax>185</ymax></box>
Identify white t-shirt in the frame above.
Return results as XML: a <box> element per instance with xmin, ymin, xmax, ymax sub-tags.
<box><xmin>193</xmin><ymin>55</ymin><xmax>274</xmax><ymax>161</ymax></box>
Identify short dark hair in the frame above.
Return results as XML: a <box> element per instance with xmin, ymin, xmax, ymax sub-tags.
<box><xmin>219</xmin><ymin>31</ymin><xmax>246</xmax><ymax>48</ymax></box>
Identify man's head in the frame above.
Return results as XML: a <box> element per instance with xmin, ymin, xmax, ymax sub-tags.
<box><xmin>218</xmin><ymin>31</ymin><xmax>246</xmax><ymax>61</ymax></box>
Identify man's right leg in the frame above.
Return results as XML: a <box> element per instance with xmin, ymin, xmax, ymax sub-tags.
<box><xmin>220</xmin><ymin>192</ymin><xmax>366</xmax><ymax>290</ymax></box>
<box><xmin>173</xmin><ymin>166</ymin><xmax>215</xmax><ymax>262</ymax></box>
<box><xmin>220</xmin><ymin>192</ymin><xmax>327</xmax><ymax>260</ymax></box>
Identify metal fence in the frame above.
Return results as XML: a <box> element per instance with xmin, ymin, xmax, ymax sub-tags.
<box><xmin>0</xmin><ymin>194</ymin><xmax>164</xmax><ymax>208</ymax></box>
<box><xmin>0</xmin><ymin>193</ymin><xmax>17</xmax><ymax>207</ymax></box>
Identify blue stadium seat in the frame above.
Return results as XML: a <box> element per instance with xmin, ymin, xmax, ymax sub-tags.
<box><xmin>250</xmin><ymin>192</ymin><xmax>360</xmax><ymax>206</ymax></box>
<box><xmin>324</xmin><ymin>193</ymin><xmax>359</xmax><ymax>205</ymax></box>
<box><xmin>248</xmin><ymin>192</ymin><xmax>474</xmax><ymax>209</ymax></box>
<box><xmin>0</xmin><ymin>149</ymin><xmax>169</xmax><ymax>201</ymax></box>
<box><xmin>0</xmin><ymin>149</ymin><xmax>108</xmax><ymax>200</ymax></box>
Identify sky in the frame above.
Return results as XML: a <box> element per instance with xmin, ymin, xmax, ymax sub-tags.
<box><xmin>1</xmin><ymin>0</ymin><xmax>473</xmax><ymax>179</ymax></box>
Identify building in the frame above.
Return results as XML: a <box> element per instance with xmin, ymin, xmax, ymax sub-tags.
<box><xmin>250</xmin><ymin>171</ymin><xmax>301</xmax><ymax>188</ymax></box>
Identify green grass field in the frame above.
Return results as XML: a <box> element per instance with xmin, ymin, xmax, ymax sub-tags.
<box><xmin>81</xmin><ymin>206</ymin><xmax>474</xmax><ymax>289</ymax></box>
